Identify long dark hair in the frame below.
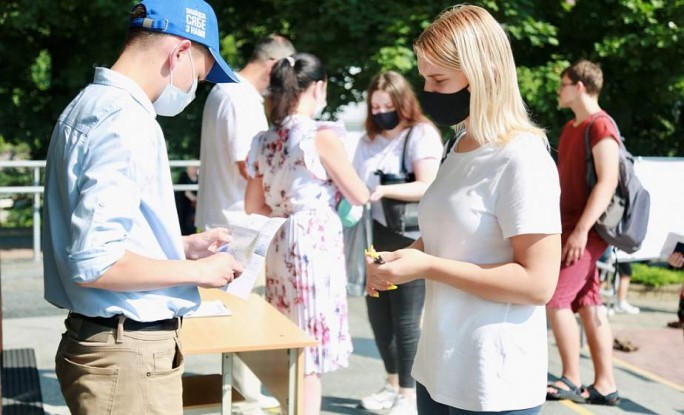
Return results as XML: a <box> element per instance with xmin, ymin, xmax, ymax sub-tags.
<box><xmin>267</xmin><ymin>53</ymin><xmax>327</xmax><ymax>127</ymax></box>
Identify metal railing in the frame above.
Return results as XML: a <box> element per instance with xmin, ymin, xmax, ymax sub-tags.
<box><xmin>0</xmin><ymin>159</ymin><xmax>200</xmax><ymax>262</ymax></box>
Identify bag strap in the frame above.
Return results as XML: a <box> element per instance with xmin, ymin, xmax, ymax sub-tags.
<box><xmin>399</xmin><ymin>126</ymin><xmax>415</xmax><ymax>175</ymax></box>
<box><xmin>584</xmin><ymin>113</ymin><xmax>622</xmax><ymax>191</ymax></box>
<box><xmin>440</xmin><ymin>127</ymin><xmax>465</xmax><ymax>165</ymax></box>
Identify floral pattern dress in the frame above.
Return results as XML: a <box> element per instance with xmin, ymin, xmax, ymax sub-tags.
<box><xmin>246</xmin><ymin>114</ymin><xmax>353</xmax><ymax>374</ymax></box>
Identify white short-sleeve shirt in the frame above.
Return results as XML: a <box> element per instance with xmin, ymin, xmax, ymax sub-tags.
<box><xmin>412</xmin><ymin>133</ymin><xmax>561</xmax><ymax>412</ymax></box>
<box><xmin>352</xmin><ymin>121</ymin><xmax>443</xmax><ymax>225</ymax></box>
<box><xmin>195</xmin><ymin>75</ymin><xmax>267</xmax><ymax>228</ymax></box>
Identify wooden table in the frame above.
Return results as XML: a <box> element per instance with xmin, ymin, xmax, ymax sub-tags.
<box><xmin>180</xmin><ymin>289</ymin><xmax>317</xmax><ymax>415</ymax></box>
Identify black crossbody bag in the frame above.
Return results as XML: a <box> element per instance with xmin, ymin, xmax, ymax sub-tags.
<box><xmin>374</xmin><ymin>127</ymin><xmax>418</xmax><ymax>234</ymax></box>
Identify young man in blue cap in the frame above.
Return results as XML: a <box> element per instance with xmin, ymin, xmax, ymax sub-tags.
<box><xmin>43</xmin><ymin>1</ymin><xmax>243</xmax><ymax>413</ymax></box>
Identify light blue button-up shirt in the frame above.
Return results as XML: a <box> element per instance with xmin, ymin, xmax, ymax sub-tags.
<box><xmin>43</xmin><ymin>67</ymin><xmax>200</xmax><ymax>321</ymax></box>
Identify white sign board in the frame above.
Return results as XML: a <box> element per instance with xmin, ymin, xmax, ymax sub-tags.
<box><xmin>616</xmin><ymin>157</ymin><xmax>684</xmax><ymax>262</ymax></box>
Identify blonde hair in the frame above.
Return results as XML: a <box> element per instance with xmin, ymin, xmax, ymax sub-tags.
<box><xmin>414</xmin><ymin>5</ymin><xmax>546</xmax><ymax>146</ymax></box>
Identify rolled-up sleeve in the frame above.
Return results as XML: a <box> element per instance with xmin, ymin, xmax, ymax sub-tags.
<box><xmin>67</xmin><ymin>110</ymin><xmax>153</xmax><ymax>283</ymax></box>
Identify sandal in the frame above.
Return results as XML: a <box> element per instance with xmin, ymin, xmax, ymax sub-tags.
<box><xmin>667</xmin><ymin>320</ymin><xmax>684</xmax><ymax>329</ymax></box>
<box><xmin>546</xmin><ymin>376</ymin><xmax>586</xmax><ymax>403</ymax></box>
<box><xmin>613</xmin><ymin>337</ymin><xmax>639</xmax><ymax>352</ymax></box>
<box><xmin>583</xmin><ymin>384</ymin><xmax>620</xmax><ymax>406</ymax></box>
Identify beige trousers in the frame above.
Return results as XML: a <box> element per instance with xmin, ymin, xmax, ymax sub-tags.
<box><xmin>55</xmin><ymin>315</ymin><xmax>184</xmax><ymax>415</ymax></box>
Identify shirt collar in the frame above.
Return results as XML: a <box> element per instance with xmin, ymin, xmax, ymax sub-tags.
<box><xmin>236</xmin><ymin>72</ymin><xmax>264</xmax><ymax>104</ymax></box>
<box><xmin>93</xmin><ymin>67</ymin><xmax>156</xmax><ymax>116</ymax></box>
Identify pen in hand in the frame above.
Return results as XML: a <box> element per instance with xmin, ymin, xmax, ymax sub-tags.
<box><xmin>364</xmin><ymin>245</ymin><xmax>397</xmax><ymax>297</ymax></box>
<box><xmin>364</xmin><ymin>244</ymin><xmax>385</xmax><ymax>264</ymax></box>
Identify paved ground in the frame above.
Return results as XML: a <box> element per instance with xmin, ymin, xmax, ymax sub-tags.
<box><xmin>1</xmin><ymin>248</ymin><xmax>683</xmax><ymax>415</ymax></box>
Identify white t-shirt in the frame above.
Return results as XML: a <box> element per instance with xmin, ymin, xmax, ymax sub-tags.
<box><xmin>195</xmin><ymin>74</ymin><xmax>267</xmax><ymax>229</ymax></box>
<box><xmin>352</xmin><ymin>122</ymin><xmax>443</xmax><ymax>226</ymax></box>
<box><xmin>412</xmin><ymin>133</ymin><xmax>561</xmax><ymax>412</ymax></box>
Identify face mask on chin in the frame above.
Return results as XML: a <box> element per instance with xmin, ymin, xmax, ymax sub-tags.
<box><xmin>419</xmin><ymin>86</ymin><xmax>470</xmax><ymax>126</ymax></box>
<box><xmin>153</xmin><ymin>50</ymin><xmax>198</xmax><ymax>117</ymax></box>
<box><xmin>372</xmin><ymin>111</ymin><xmax>400</xmax><ymax>131</ymax></box>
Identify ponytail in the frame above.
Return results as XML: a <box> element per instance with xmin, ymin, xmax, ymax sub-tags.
<box><xmin>267</xmin><ymin>53</ymin><xmax>327</xmax><ymax>127</ymax></box>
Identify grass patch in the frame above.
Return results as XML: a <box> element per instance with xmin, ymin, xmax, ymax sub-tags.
<box><xmin>632</xmin><ymin>263</ymin><xmax>684</xmax><ymax>287</ymax></box>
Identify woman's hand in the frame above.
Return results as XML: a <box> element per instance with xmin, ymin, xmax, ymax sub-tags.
<box><xmin>369</xmin><ymin>185</ymin><xmax>386</xmax><ymax>202</ymax></box>
<box><xmin>183</xmin><ymin>228</ymin><xmax>232</xmax><ymax>260</ymax></box>
<box><xmin>365</xmin><ymin>248</ymin><xmax>428</xmax><ymax>296</ymax></box>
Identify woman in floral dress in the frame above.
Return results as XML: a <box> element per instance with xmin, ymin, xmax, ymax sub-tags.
<box><xmin>245</xmin><ymin>53</ymin><xmax>369</xmax><ymax>415</ymax></box>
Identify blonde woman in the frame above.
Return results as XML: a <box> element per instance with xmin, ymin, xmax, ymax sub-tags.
<box><xmin>366</xmin><ymin>5</ymin><xmax>561</xmax><ymax>415</ymax></box>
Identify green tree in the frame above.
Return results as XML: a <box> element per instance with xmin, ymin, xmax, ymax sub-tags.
<box><xmin>1</xmin><ymin>0</ymin><xmax>682</xmax><ymax>161</ymax></box>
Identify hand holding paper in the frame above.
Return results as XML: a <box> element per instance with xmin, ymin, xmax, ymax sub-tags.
<box><xmin>218</xmin><ymin>214</ymin><xmax>286</xmax><ymax>299</ymax></box>
<box><xmin>659</xmin><ymin>232</ymin><xmax>684</xmax><ymax>260</ymax></box>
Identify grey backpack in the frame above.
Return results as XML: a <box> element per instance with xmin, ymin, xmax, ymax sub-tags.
<box><xmin>584</xmin><ymin>114</ymin><xmax>650</xmax><ymax>253</ymax></box>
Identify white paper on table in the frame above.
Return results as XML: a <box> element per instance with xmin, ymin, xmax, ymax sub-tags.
<box><xmin>659</xmin><ymin>232</ymin><xmax>684</xmax><ymax>260</ymax></box>
<box><xmin>218</xmin><ymin>215</ymin><xmax>286</xmax><ymax>299</ymax></box>
<box><xmin>185</xmin><ymin>300</ymin><xmax>232</xmax><ymax>318</ymax></box>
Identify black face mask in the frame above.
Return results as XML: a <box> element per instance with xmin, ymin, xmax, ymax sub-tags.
<box><xmin>372</xmin><ymin>111</ymin><xmax>401</xmax><ymax>131</ymax></box>
<box><xmin>419</xmin><ymin>86</ymin><xmax>470</xmax><ymax>126</ymax></box>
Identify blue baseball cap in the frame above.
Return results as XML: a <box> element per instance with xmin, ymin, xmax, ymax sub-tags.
<box><xmin>129</xmin><ymin>0</ymin><xmax>238</xmax><ymax>84</ymax></box>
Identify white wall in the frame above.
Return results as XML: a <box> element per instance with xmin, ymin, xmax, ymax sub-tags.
<box><xmin>617</xmin><ymin>157</ymin><xmax>684</xmax><ymax>262</ymax></box>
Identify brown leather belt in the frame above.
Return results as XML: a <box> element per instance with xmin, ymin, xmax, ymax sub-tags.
<box><xmin>70</xmin><ymin>312</ymin><xmax>181</xmax><ymax>331</ymax></box>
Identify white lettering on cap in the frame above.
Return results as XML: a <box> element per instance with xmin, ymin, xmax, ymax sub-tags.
<box><xmin>184</xmin><ymin>8</ymin><xmax>206</xmax><ymax>38</ymax></box>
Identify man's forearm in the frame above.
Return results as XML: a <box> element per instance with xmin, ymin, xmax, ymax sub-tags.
<box><xmin>576</xmin><ymin>180</ymin><xmax>617</xmax><ymax>232</ymax></box>
<box><xmin>78</xmin><ymin>251</ymin><xmax>203</xmax><ymax>291</ymax></box>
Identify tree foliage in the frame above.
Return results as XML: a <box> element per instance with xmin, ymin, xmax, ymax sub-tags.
<box><xmin>1</xmin><ymin>0</ymin><xmax>682</xmax><ymax>160</ymax></box>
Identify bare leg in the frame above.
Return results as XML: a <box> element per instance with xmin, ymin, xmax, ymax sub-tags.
<box><xmin>578</xmin><ymin>305</ymin><xmax>617</xmax><ymax>396</ymax></box>
<box><xmin>616</xmin><ymin>275</ymin><xmax>629</xmax><ymax>304</ymax></box>
<box><xmin>546</xmin><ymin>306</ymin><xmax>582</xmax><ymax>392</ymax></box>
<box><xmin>387</xmin><ymin>373</ymin><xmax>399</xmax><ymax>389</ymax></box>
<box><xmin>303</xmin><ymin>373</ymin><xmax>321</xmax><ymax>415</ymax></box>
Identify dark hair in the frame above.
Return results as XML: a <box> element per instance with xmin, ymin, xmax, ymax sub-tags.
<box><xmin>267</xmin><ymin>53</ymin><xmax>327</xmax><ymax>127</ymax></box>
<box><xmin>248</xmin><ymin>34</ymin><xmax>296</xmax><ymax>63</ymax></box>
<box><xmin>364</xmin><ymin>71</ymin><xmax>430</xmax><ymax>138</ymax></box>
<box><xmin>125</xmin><ymin>4</ymin><xmax>162</xmax><ymax>46</ymax></box>
<box><xmin>561</xmin><ymin>60</ymin><xmax>604</xmax><ymax>96</ymax></box>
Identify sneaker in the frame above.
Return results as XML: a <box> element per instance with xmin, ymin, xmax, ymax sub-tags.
<box><xmin>233</xmin><ymin>394</ymin><xmax>279</xmax><ymax>415</ymax></box>
<box><xmin>256</xmin><ymin>394</ymin><xmax>280</xmax><ymax>409</ymax></box>
<box><xmin>389</xmin><ymin>395</ymin><xmax>418</xmax><ymax>415</ymax></box>
<box><xmin>232</xmin><ymin>401</ymin><xmax>266</xmax><ymax>415</ymax></box>
<box><xmin>600</xmin><ymin>287</ymin><xmax>615</xmax><ymax>297</ymax></box>
<box><xmin>667</xmin><ymin>320</ymin><xmax>684</xmax><ymax>329</ymax></box>
<box><xmin>360</xmin><ymin>384</ymin><xmax>399</xmax><ymax>410</ymax></box>
<box><xmin>614</xmin><ymin>302</ymin><xmax>640</xmax><ymax>314</ymax></box>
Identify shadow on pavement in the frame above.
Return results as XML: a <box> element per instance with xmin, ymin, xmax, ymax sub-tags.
<box><xmin>322</xmin><ymin>396</ymin><xmax>368</xmax><ymax>414</ymax></box>
<box><xmin>615</xmin><ymin>397</ymin><xmax>658</xmax><ymax>414</ymax></box>
<box><xmin>351</xmin><ymin>337</ymin><xmax>379</xmax><ymax>360</ymax></box>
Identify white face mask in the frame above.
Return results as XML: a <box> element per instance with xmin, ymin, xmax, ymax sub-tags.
<box><xmin>153</xmin><ymin>50</ymin><xmax>198</xmax><ymax>117</ymax></box>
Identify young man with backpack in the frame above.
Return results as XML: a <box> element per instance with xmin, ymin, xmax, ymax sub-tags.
<box><xmin>546</xmin><ymin>60</ymin><xmax>620</xmax><ymax>406</ymax></box>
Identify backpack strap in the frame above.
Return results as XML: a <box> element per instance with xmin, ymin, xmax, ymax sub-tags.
<box><xmin>584</xmin><ymin>113</ymin><xmax>622</xmax><ymax>191</ymax></box>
